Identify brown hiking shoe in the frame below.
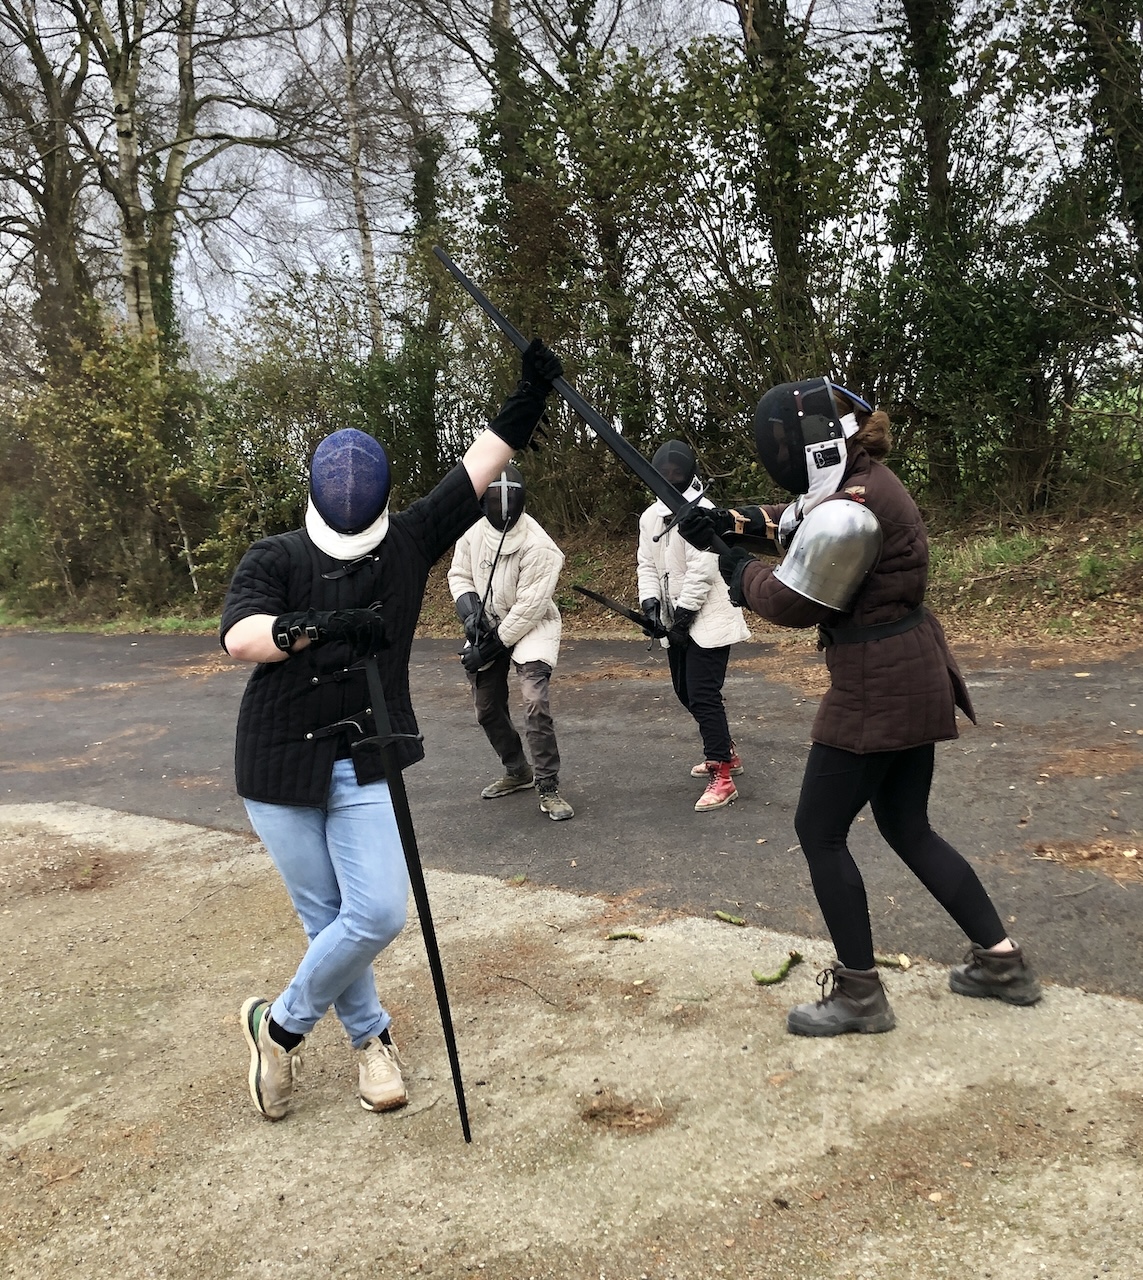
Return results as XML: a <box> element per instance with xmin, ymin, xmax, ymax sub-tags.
<box><xmin>537</xmin><ymin>778</ymin><xmax>574</xmax><ymax>821</ymax></box>
<box><xmin>241</xmin><ymin>996</ymin><xmax>303</xmax><ymax>1120</ymax></box>
<box><xmin>949</xmin><ymin>944</ymin><xmax>1042</xmax><ymax>1005</ymax></box>
<box><xmin>358</xmin><ymin>1035</ymin><xmax>408</xmax><ymax>1112</ymax></box>
<box><xmin>787</xmin><ymin>963</ymin><xmax>896</xmax><ymax>1036</ymax></box>
<box><xmin>480</xmin><ymin>765</ymin><xmax>534</xmax><ymax>799</ymax></box>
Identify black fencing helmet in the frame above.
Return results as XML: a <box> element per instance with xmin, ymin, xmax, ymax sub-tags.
<box><xmin>481</xmin><ymin>463</ymin><xmax>526</xmax><ymax>531</ymax></box>
<box><xmin>651</xmin><ymin>439</ymin><xmax>697</xmax><ymax>493</ymax></box>
<box><xmin>752</xmin><ymin>379</ymin><xmax>871</xmax><ymax>494</ymax></box>
<box><xmin>309</xmin><ymin>428</ymin><xmax>391</xmax><ymax>534</ymax></box>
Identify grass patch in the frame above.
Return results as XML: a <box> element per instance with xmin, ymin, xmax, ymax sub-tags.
<box><xmin>929</xmin><ymin>529</ymin><xmax>1048</xmax><ymax>586</ymax></box>
<box><xmin>0</xmin><ymin>606</ymin><xmax>219</xmax><ymax>636</ymax></box>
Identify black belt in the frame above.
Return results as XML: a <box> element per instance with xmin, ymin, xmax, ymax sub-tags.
<box><xmin>818</xmin><ymin>605</ymin><xmax>926</xmax><ymax>648</ymax></box>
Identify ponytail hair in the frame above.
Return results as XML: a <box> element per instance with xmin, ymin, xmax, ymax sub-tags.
<box><xmin>851</xmin><ymin>409</ymin><xmax>892</xmax><ymax>460</ymax></box>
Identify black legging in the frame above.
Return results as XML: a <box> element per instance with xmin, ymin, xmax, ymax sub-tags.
<box><xmin>794</xmin><ymin>742</ymin><xmax>1006</xmax><ymax>970</ymax></box>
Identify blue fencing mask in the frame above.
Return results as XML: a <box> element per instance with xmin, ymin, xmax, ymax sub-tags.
<box><xmin>309</xmin><ymin>429</ymin><xmax>391</xmax><ymax>535</ymax></box>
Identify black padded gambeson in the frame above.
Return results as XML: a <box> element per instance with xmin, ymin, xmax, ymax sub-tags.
<box><xmin>220</xmin><ymin>464</ymin><xmax>481</xmax><ymax>805</ymax></box>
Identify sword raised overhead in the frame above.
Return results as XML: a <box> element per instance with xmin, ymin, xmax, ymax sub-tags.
<box><xmin>432</xmin><ymin>246</ymin><xmax>732</xmax><ymax>557</ymax></box>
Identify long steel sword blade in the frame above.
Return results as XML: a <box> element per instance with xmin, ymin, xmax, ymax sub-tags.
<box><xmin>432</xmin><ymin>245</ymin><xmax>732</xmax><ymax>557</ymax></box>
<box><xmin>363</xmin><ymin>655</ymin><xmax>471</xmax><ymax>1143</ymax></box>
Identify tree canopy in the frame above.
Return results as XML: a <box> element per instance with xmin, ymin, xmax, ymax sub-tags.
<box><xmin>1</xmin><ymin>0</ymin><xmax>1141</xmax><ymax>616</ymax></box>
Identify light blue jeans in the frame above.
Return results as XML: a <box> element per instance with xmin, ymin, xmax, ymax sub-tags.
<box><xmin>244</xmin><ymin>759</ymin><xmax>409</xmax><ymax>1049</ymax></box>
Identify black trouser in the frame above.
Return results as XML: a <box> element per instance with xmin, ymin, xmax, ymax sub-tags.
<box><xmin>469</xmin><ymin>652</ymin><xmax>561</xmax><ymax>783</ymax></box>
<box><xmin>794</xmin><ymin>742</ymin><xmax>1006</xmax><ymax>970</ymax></box>
<box><xmin>667</xmin><ymin>640</ymin><xmax>733</xmax><ymax>763</ymax></box>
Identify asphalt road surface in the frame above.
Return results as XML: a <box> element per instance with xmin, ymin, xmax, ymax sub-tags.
<box><xmin>2</xmin><ymin>630</ymin><xmax>1141</xmax><ymax>997</ymax></box>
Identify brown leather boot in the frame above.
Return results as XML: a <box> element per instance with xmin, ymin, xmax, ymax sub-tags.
<box><xmin>787</xmin><ymin>963</ymin><xmax>896</xmax><ymax>1037</ymax></box>
<box><xmin>949</xmin><ymin>944</ymin><xmax>1042</xmax><ymax>1005</ymax></box>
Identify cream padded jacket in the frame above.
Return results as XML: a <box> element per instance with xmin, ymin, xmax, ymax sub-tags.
<box><xmin>447</xmin><ymin>514</ymin><xmax>564</xmax><ymax>667</ymax></box>
<box><xmin>637</xmin><ymin>499</ymin><xmax>751</xmax><ymax>650</ymax></box>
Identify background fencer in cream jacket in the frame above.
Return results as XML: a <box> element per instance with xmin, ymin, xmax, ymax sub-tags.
<box><xmin>448</xmin><ymin>466</ymin><xmax>574</xmax><ymax>821</ymax></box>
<box><xmin>637</xmin><ymin>440</ymin><xmax>751</xmax><ymax>813</ymax></box>
<box><xmin>449</xmin><ymin>514</ymin><xmax>564</xmax><ymax>667</ymax></box>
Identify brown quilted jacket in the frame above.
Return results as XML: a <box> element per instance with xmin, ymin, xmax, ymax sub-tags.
<box><xmin>737</xmin><ymin>447</ymin><xmax>975</xmax><ymax>753</ymax></box>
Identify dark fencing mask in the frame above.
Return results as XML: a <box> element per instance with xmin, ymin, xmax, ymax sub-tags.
<box><xmin>309</xmin><ymin>429</ymin><xmax>391</xmax><ymax>535</ymax></box>
<box><xmin>651</xmin><ymin>439</ymin><xmax>697</xmax><ymax>494</ymax></box>
<box><xmin>752</xmin><ymin>378</ymin><xmax>871</xmax><ymax>502</ymax></box>
<box><xmin>481</xmin><ymin>463</ymin><xmax>526</xmax><ymax>531</ymax></box>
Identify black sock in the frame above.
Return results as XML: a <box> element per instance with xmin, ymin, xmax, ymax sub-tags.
<box><xmin>379</xmin><ymin>1027</ymin><xmax>392</xmax><ymax>1046</ymax></box>
<box><xmin>267</xmin><ymin>1016</ymin><xmax>303</xmax><ymax>1052</ymax></box>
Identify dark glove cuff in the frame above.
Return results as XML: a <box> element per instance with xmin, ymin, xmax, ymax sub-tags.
<box><xmin>455</xmin><ymin>591</ymin><xmax>481</xmax><ymax>623</ymax></box>
<box><xmin>488</xmin><ymin>385</ymin><xmax>546</xmax><ymax>451</ymax></box>
<box><xmin>719</xmin><ymin>549</ymin><xmax>754</xmax><ymax>605</ymax></box>
<box><xmin>272</xmin><ymin>610</ymin><xmax>321</xmax><ymax>653</ymax></box>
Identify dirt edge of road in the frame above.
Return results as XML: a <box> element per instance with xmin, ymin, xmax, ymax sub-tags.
<box><xmin>3</xmin><ymin>802</ymin><xmax>1142</xmax><ymax>1280</ymax></box>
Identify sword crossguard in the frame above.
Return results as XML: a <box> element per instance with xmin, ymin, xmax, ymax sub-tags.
<box><xmin>653</xmin><ymin>492</ymin><xmax>705</xmax><ymax>543</ymax></box>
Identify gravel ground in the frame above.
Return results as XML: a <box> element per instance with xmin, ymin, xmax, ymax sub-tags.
<box><xmin>3</xmin><ymin>803</ymin><xmax>1142</xmax><ymax>1280</ymax></box>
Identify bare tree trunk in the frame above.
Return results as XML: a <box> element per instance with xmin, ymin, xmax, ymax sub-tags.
<box><xmin>899</xmin><ymin>0</ymin><xmax>961</xmax><ymax>499</ymax></box>
<box><xmin>77</xmin><ymin>0</ymin><xmax>159</xmax><ymax>339</ymax></box>
<box><xmin>149</xmin><ymin>0</ymin><xmax>199</xmax><ymax>343</ymax></box>
<box><xmin>342</xmin><ymin>0</ymin><xmax>385</xmax><ymax>354</ymax></box>
<box><xmin>1075</xmin><ymin>0</ymin><xmax>1143</xmax><ymax>322</ymax></box>
<box><xmin>172</xmin><ymin>499</ymin><xmax>199</xmax><ymax>594</ymax></box>
<box><xmin>0</xmin><ymin>2</ymin><xmax>99</xmax><ymax>359</ymax></box>
<box><xmin>735</xmin><ymin>0</ymin><xmax>823</xmax><ymax>380</ymax></box>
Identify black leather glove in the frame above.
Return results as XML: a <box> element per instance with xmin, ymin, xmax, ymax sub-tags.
<box><xmin>677</xmin><ymin>506</ymin><xmax>734</xmax><ymax>552</ymax></box>
<box><xmin>521</xmin><ymin>336</ymin><xmax>562</xmax><ymax>394</ymax></box>
<box><xmin>487</xmin><ymin>339</ymin><xmax>563</xmax><ymax>452</ymax></box>
<box><xmin>718</xmin><ymin>546</ymin><xmax>756</xmax><ymax>605</ymax></box>
<box><xmin>640</xmin><ymin>598</ymin><xmax>664</xmax><ymax>638</ymax></box>
<box><xmin>272</xmin><ymin>607</ymin><xmax>388</xmax><ymax>655</ymax></box>
<box><xmin>461</xmin><ymin>627</ymin><xmax>508</xmax><ymax>673</ymax></box>
<box><xmin>454</xmin><ymin>592</ymin><xmax>487</xmax><ymax>644</ymax></box>
<box><xmin>667</xmin><ymin>606</ymin><xmax>698</xmax><ymax>649</ymax></box>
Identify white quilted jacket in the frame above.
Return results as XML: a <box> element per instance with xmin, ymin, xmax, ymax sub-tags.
<box><xmin>447</xmin><ymin>514</ymin><xmax>564</xmax><ymax>667</ymax></box>
<box><xmin>637</xmin><ymin>498</ymin><xmax>751</xmax><ymax>649</ymax></box>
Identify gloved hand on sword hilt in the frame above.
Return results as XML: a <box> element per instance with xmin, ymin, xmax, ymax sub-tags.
<box><xmin>667</xmin><ymin>606</ymin><xmax>698</xmax><ymax>650</ymax></box>
<box><xmin>486</xmin><ymin>338</ymin><xmax>564</xmax><ymax>453</ymax></box>
<box><xmin>676</xmin><ymin>506</ymin><xmax>739</xmax><ymax>552</ymax></box>
<box><xmin>455</xmin><ymin>591</ymin><xmax>494</xmax><ymax>646</ymax></box>
<box><xmin>640</xmin><ymin>598</ymin><xmax>664</xmax><ymax>639</ymax></box>
<box><xmin>461</xmin><ymin>627</ymin><xmax>509</xmax><ymax>673</ymax></box>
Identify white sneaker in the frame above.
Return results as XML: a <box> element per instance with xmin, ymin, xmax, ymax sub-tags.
<box><xmin>241</xmin><ymin>996</ymin><xmax>303</xmax><ymax>1121</ymax></box>
<box><xmin>358</xmin><ymin>1036</ymin><xmax>408</xmax><ymax>1112</ymax></box>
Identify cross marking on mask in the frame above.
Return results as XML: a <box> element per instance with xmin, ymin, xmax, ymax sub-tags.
<box><xmin>488</xmin><ymin>471</ymin><xmax>523</xmax><ymax>524</ymax></box>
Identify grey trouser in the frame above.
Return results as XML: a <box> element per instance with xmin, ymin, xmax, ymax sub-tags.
<box><xmin>469</xmin><ymin>652</ymin><xmax>561</xmax><ymax>783</ymax></box>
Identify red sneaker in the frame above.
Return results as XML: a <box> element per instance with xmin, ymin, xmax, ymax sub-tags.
<box><xmin>695</xmin><ymin>761</ymin><xmax>738</xmax><ymax>811</ymax></box>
